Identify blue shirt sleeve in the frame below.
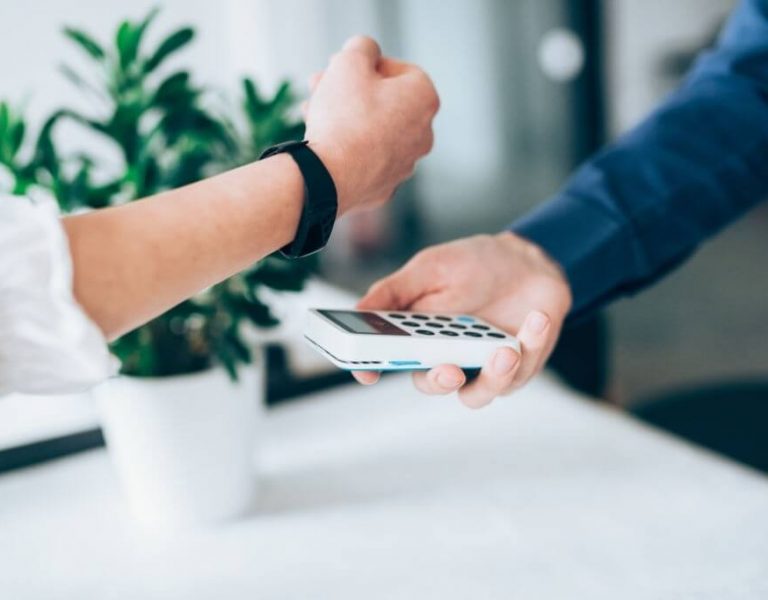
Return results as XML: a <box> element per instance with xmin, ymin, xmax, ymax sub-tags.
<box><xmin>511</xmin><ymin>0</ymin><xmax>768</xmax><ymax>320</ymax></box>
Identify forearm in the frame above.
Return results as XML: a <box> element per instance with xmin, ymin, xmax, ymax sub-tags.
<box><xmin>60</xmin><ymin>35</ymin><xmax>439</xmax><ymax>343</ymax></box>
<box><xmin>63</xmin><ymin>154</ymin><xmax>304</xmax><ymax>339</ymax></box>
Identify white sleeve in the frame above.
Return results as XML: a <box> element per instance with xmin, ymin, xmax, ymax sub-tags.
<box><xmin>0</xmin><ymin>192</ymin><xmax>116</xmax><ymax>396</ymax></box>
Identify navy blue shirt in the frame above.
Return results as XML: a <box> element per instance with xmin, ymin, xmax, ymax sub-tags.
<box><xmin>512</xmin><ymin>0</ymin><xmax>768</xmax><ymax>320</ymax></box>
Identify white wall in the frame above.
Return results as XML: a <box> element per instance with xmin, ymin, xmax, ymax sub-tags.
<box><xmin>0</xmin><ymin>0</ymin><xmax>243</xmax><ymax>126</ymax></box>
<box><xmin>605</xmin><ymin>0</ymin><xmax>736</xmax><ymax>135</ymax></box>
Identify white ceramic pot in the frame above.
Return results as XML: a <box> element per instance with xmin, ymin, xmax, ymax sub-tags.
<box><xmin>94</xmin><ymin>359</ymin><xmax>263</xmax><ymax>531</ymax></box>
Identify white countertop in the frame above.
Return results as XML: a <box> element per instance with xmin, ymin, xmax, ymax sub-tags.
<box><xmin>1</xmin><ymin>374</ymin><xmax>767</xmax><ymax>599</ymax></box>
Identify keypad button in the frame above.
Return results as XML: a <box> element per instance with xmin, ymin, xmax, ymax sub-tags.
<box><xmin>463</xmin><ymin>331</ymin><xmax>482</xmax><ymax>338</ymax></box>
<box><xmin>425</xmin><ymin>322</ymin><xmax>444</xmax><ymax>329</ymax></box>
<box><xmin>471</xmin><ymin>324</ymin><xmax>490</xmax><ymax>331</ymax></box>
<box><xmin>388</xmin><ymin>313</ymin><xmax>406</xmax><ymax>319</ymax></box>
<box><xmin>415</xmin><ymin>329</ymin><xmax>435</xmax><ymax>336</ymax></box>
<box><xmin>486</xmin><ymin>332</ymin><xmax>506</xmax><ymax>339</ymax></box>
<box><xmin>440</xmin><ymin>330</ymin><xmax>459</xmax><ymax>337</ymax></box>
<box><xmin>434</xmin><ymin>316</ymin><xmax>452</xmax><ymax>322</ymax></box>
<box><xmin>449</xmin><ymin>323</ymin><xmax>467</xmax><ymax>330</ymax></box>
<box><xmin>401</xmin><ymin>321</ymin><xmax>420</xmax><ymax>327</ymax></box>
<box><xmin>457</xmin><ymin>316</ymin><xmax>475</xmax><ymax>323</ymax></box>
<box><xmin>412</xmin><ymin>314</ymin><xmax>429</xmax><ymax>320</ymax></box>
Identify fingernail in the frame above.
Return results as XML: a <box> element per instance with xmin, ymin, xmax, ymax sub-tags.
<box><xmin>437</xmin><ymin>371</ymin><xmax>463</xmax><ymax>389</ymax></box>
<box><xmin>492</xmin><ymin>350</ymin><xmax>518</xmax><ymax>375</ymax></box>
<box><xmin>525</xmin><ymin>311</ymin><xmax>549</xmax><ymax>335</ymax></box>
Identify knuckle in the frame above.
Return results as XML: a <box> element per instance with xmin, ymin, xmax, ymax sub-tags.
<box><xmin>328</xmin><ymin>52</ymin><xmax>347</xmax><ymax>68</ymax></box>
<box><xmin>425</xmin><ymin>89</ymin><xmax>440</xmax><ymax>114</ymax></box>
<box><xmin>350</xmin><ymin>34</ymin><xmax>376</xmax><ymax>46</ymax></box>
<box><xmin>410</xmin><ymin>65</ymin><xmax>429</xmax><ymax>81</ymax></box>
<box><xmin>421</xmin><ymin>131</ymin><xmax>435</xmax><ymax>154</ymax></box>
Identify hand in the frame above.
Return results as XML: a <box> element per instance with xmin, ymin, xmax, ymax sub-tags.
<box><xmin>303</xmin><ymin>36</ymin><xmax>440</xmax><ymax>215</ymax></box>
<box><xmin>353</xmin><ymin>233</ymin><xmax>572</xmax><ymax>408</ymax></box>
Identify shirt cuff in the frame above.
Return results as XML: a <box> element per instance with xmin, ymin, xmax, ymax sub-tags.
<box><xmin>0</xmin><ymin>192</ymin><xmax>117</xmax><ymax>396</ymax></box>
<box><xmin>509</xmin><ymin>192</ymin><xmax>639</xmax><ymax>320</ymax></box>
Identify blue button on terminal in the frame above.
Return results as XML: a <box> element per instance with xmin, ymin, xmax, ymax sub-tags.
<box><xmin>389</xmin><ymin>360</ymin><xmax>422</xmax><ymax>366</ymax></box>
<box><xmin>457</xmin><ymin>316</ymin><xmax>475</xmax><ymax>323</ymax></box>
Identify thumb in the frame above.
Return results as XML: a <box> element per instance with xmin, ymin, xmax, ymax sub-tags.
<box><xmin>358</xmin><ymin>268</ymin><xmax>433</xmax><ymax>311</ymax></box>
<box><xmin>341</xmin><ymin>35</ymin><xmax>382</xmax><ymax>69</ymax></box>
<box><xmin>409</xmin><ymin>290</ymin><xmax>459</xmax><ymax>313</ymax></box>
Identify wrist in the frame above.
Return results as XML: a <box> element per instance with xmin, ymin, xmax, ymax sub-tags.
<box><xmin>496</xmin><ymin>231</ymin><xmax>573</xmax><ymax>312</ymax></box>
<box><xmin>307</xmin><ymin>140</ymin><xmax>355</xmax><ymax>216</ymax></box>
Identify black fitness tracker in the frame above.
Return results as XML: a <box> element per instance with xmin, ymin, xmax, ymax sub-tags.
<box><xmin>259</xmin><ymin>140</ymin><xmax>338</xmax><ymax>259</ymax></box>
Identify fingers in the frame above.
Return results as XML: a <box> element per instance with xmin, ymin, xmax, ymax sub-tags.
<box><xmin>456</xmin><ymin>347</ymin><xmax>521</xmax><ymax>409</ymax></box>
<box><xmin>378</xmin><ymin>58</ymin><xmax>440</xmax><ymax>115</ymax></box>
<box><xmin>352</xmin><ymin>371</ymin><xmax>380</xmax><ymax>385</ymax></box>
<box><xmin>411</xmin><ymin>365</ymin><xmax>466</xmax><ymax>395</ymax></box>
<box><xmin>352</xmin><ymin>312</ymin><xmax>552</xmax><ymax>400</ymax></box>
<box><xmin>340</xmin><ymin>35</ymin><xmax>382</xmax><ymax>68</ymax></box>
<box><xmin>377</xmin><ymin>57</ymin><xmax>411</xmax><ymax>78</ymax></box>
<box><xmin>510</xmin><ymin>311</ymin><xmax>551</xmax><ymax>386</ymax></box>
<box><xmin>456</xmin><ymin>311</ymin><xmax>552</xmax><ymax>408</ymax></box>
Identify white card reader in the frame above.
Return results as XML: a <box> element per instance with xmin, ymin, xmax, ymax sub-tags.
<box><xmin>304</xmin><ymin>309</ymin><xmax>520</xmax><ymax>371</ymax></box>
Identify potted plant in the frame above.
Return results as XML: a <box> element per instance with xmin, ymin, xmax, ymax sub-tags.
<box><xmin>0</xmin><ymin>9</ymin><xmax>313</xmax><ymax>528</ymax></box>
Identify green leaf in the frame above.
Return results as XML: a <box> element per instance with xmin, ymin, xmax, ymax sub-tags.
<box><xmin>212</xmin><ymin>337</ymin><xmax>240</xmax><ymax>382</ymax></box>
<box><xmin>116</xmin><ymin>8</ymin><xmax>158</xmax><ymax>71</ymax></box>
<box><xmin>63</xmin><ymin>27</ymin><xmax>105</xmax><ymax>61</ymax></box>
<box><xmin>236</xmin><ymin>296</ymin><xmax>280</xmax><ymax>328</ymax></box>
<box><xmin>248</xmin><ymin>256</ymin><xmax>309</xmax><ymax>292</ymax></box>
<box><xmin>40</xmin><ymin>12</ymin><xmax>309</xmax><ymax>378</ymax></box>
<box><xmin>135</xmin><ymin>7</ymin><xmax>160</xmax><ymax>52</ymax></box>
<box><xmin>10</xmin><ymin>120</ymin><xmax>25</xmax><ymax>157</ymax></box>
<box><xmin>152</xmin><ymin>71</ymin><xmax>193</xmax><ymax>106</ymax></box>
<box><xmin>32</xmin><ymin>110</ymin><xmax>66</xmax><ymax>174</ymax></box>
<box><xmin>243</xmin><ymin>78</ymin><xmax>263</xmax><ymax>119</ymax></box>
<box><xmin>85</xmin><ymin>178</ymin><xmax>124</xmax><ymax>209</ymax></box>
<box><xmin>116</xmin><ymin>21</ymin><xmax>137</xmax><ymax>70</ymax></box>
<box><xmin>144</xmin><ymin>27</ymin><xmax>194</xmax><ymax>73</ymax></box>
<box><xmin>271</xmin><ymin>81</ymin><xmax>294</xmax><ymax>110</ymax></box>
<box><xmin>225</xmin><ymin>329</ymin><xmax>252</xmax><ymax>364</ymax></box>
<box><xmin>58</xmin><ymin>63</ymin><xmax>108</xmax><ymax>102</ymax></box>
<box><xmin>0</xmin><ymin>103</ymin><xmax>27</xmax><ymax>166</ymax></box>
<box><xmin>0</xmin><ymin>102</ymin><xmax>9</xmax><ymax>138</ymax></box>
<box><xmin>58</xmin><ymin>108</ymin><xmax>110</xmax><ymax>138</ymax></box>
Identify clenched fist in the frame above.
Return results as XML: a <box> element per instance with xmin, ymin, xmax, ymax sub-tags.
<box><xmin>304</xmin><ymin>36</ymin><xmax>440</xmax><ymax>214</ymax></box>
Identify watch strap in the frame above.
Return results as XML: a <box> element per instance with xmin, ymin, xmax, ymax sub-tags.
<box><xmin>260</xmin><ymin>140</ymin><xmax>338</xmax><ymax>258</ymax></box>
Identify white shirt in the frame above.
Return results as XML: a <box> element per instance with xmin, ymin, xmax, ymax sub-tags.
<box><xmin>0</xmin><ymin>192</ymin><xmax>113</xmax><ymax>396</ymax></box>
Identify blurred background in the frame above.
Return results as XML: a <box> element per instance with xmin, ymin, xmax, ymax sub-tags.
<box><xmin>3</xmin><ymin>0</ymin><xmax>767</xmax><ymax>473</ymax></box>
